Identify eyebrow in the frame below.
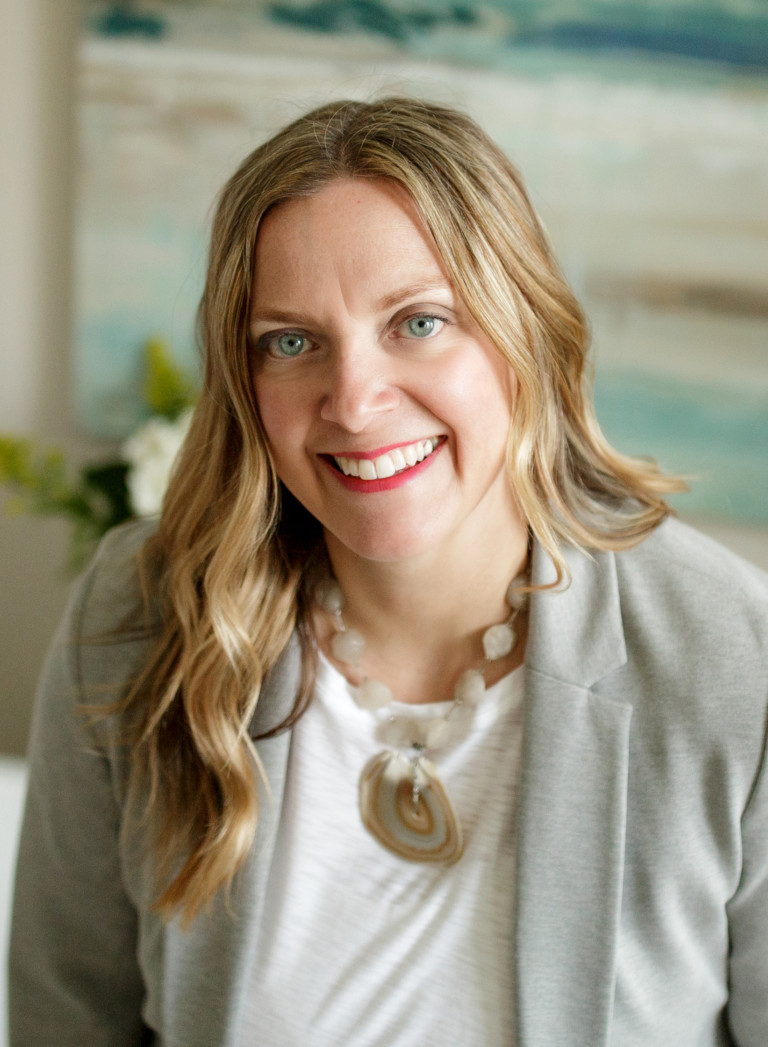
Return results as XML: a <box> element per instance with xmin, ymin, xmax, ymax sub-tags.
<box><xmin>248</xmin><ymin>279</ymin><xmax>454</xmax><ymax>329</ymax></box>
<box><xmin>376</xmin><ymin>279</ymin><xmax>453</xmax><ymax>311</ymax></box>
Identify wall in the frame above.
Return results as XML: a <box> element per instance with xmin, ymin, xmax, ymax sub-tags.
<box><xmin>0</xmin><ymin>0</ymin><xmax>82</xmax><ymax>755</ymax></box>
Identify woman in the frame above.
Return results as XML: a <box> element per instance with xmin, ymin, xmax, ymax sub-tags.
<box><xmin>9</xmin><ymin>97</ymin><xmax>768</xmax><ymax>1046</ymax></box>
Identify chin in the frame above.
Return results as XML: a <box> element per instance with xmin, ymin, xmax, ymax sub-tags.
<box><xmin>324</xmin><ymin>521</ymin><xmax>441</xmax><ymax>565</ymax></box>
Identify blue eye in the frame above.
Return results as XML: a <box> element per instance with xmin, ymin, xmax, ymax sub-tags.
<box><xmin>403</xmin><ymin>315</ymin><xmax>443</xmax><ymax>339</ymax></box>
<box><xmin>276</xmin><ymin>333</ymin><xmax>306</xmax><ymax>357</ymax></box>
<box><xmin>262</xmin><ymin>332</ymin><xmax>309</xmax><ymax>358</ymax></box>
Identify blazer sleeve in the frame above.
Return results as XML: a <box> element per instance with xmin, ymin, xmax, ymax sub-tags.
<box><xmin>8</xmin><ymin>536</ymin><xmax>151</xmax><ymax>1046</ymax></box>
<box><xmin>727</xmin><ymin>692</ymin><xmax>768</xmax><ymax>1047</ymax></box>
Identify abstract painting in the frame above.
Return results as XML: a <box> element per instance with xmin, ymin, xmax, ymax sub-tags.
<box><xmin>77</xmin><ymin>0</ymin><xmax>768</xmax><ymax>523</ymax></box>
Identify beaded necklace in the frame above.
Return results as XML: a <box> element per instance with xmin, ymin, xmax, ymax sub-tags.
<box><xmin>316</xmin><ymin>575</ymin><xmax>529</xmax><ymax>863</ymax></box>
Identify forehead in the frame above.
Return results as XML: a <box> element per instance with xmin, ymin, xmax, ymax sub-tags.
<box><xmin>259</xmin><ymin>177</ymin><xmax>426</xmax><ymax>241</ymax></box>
<box><xmin>251</xmin><ymin>178</ymin><xmax>450</xmax><ymax>309</ymax></box>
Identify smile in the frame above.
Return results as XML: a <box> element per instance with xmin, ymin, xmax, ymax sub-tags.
<box><xmin>332</xmin><ymin>438</ymin><xmax>441</xmax><ymax>480</ymax></box>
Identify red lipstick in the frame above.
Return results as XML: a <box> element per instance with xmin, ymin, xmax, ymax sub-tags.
<box><xmin>321</xmin><ymin>440</ymin><xmax>444</xmax><ymax>493</ymax></box>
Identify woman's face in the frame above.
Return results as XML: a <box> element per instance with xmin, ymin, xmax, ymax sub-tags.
<box><xmin>249</xmin><ymin>177</ymin><xmax>523</xmax><ymax>567</ymax></box>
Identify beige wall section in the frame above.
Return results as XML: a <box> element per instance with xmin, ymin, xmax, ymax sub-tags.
<box><xmin>0</xmin><ymin>0</ymin><xmax>82</xmax><ymax>755</ymax></box>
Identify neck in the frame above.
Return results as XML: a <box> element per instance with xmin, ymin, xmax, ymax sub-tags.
<box><xmin>320</xmin><ymin>521</ymin><xmax>530</xmax><ymax>704</ymax></box>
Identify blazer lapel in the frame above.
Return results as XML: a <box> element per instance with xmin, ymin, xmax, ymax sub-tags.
<box><xmin>515</xmin><ymin>543</ymin><xmax>633</xmax><ymax>1047</ymax></box>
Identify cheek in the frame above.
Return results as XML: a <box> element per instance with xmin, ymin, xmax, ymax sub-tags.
<box><xmin>251</xmin><ymin>386</ymin><xmax>296</xmax><ymax>489</ymax></box>
<box><xmin>440</xmin><ymin>347</ymin><xmax>515</xmax><ymax>425</ymax></box>
<box><xmin>481</xmin><ymin>344</ymin><xmax>517</xmax><ymax>407</ymax></box>
<box><xmin>253</xmin><ymin>377</ymin><xmax>298</xmax><ymax>445</ymax></box>
<box><xmin>252</xmin><ymin>378</ymin><xmax>325</xmax><ymax>509</ymax></box>
<box><xmin>456</xmin><ymin>354</ymin><xmax>515</xmax><ymax>466</ymax></box>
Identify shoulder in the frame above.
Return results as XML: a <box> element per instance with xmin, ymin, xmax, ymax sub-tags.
<box><xmin>614</xmin><ymin>517</ymin><xmax>768</xmax><ymax>635</ymax></box>
<box><xmin>605</xmin><ymin>518</ymin><xmax>768</xmax><ymax>737</ymax></box>
<box><xmin>73</xmin><ymin>518</ymin><xmax>162</xmax><ymax>640</ymax></box>
<box><xmin>53</xmin><ymin>519</ymin><xmax>164</xmax><ymax>714</ymax></box>
<box><xmin>620</xmin><ymin>516</ymin><xmax>768</xmax><ymax>595</ymax></box>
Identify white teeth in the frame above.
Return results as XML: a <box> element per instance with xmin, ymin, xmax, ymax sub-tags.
<box><xmin>374</xmin><ymin>455</ymin><xmax>396</xmax><ymax>479</ymax></box>
<box><xmin>389</xmin><ymin>448</ymin><xmax>407</xmax><ymax>471</ymax></box>
<box><xmin>333</xmin><ymin>437</ymin><xmax>439</xmax><ymax>480</ymax></box>
<box><xmin>335</xmin><ymin>456</ymin><xmax>359</xmax><ymax>477</ymax></box>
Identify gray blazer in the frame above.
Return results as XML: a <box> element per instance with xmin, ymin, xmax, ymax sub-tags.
<box><xmin>9</xmin><ymin>517</ymin><xmax>768</xmax><ymax>1046</ymax></box>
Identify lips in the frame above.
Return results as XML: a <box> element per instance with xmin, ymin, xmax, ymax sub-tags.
<box><xmin>331</xmin><ymin>437</ymin><xmax>440</xmax><ymax>480</ymax></box>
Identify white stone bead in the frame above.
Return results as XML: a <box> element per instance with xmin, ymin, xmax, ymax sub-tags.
<box><xmin>316</xmin><ymin>579</ymin><xmax>344</xmax><ymax>614</ymax></box>
<box><xmin>506</xmin><ymin>579</ymin><xmax>527</xmax><ymax>611</ymax></box>
<box><xmin>483</xmin><ymin>622</ymin><xmax>516</xmax><ymax>660</ymax></box>
<box><xmin>448</xmin><ymin>702</ymin><xmax>474</xmax><ymax>733</ymax></box>
<box><xmin>377</xmin><ymin>719</ymin><xmax>401</xmax><ymax>746</ymax></box>
<box><xmin>331</xmin><ymin>628</ymin><xmax>365</xmax><ymax>666</ymax></box>
<box><xmin>454</xmin><ymin>668</ymin><xmax>486</xmax><ymax>706</ymax></box>
<box><xmin>378</xmin><ymin>716</ymin><xmax>424</xmax><ymax>748</ymax></box>
<box><xmin>424</xmin><ymin>717</ymin><xmax>453</xmax><ymax>749</ymax></box>
<box><xmin>355</xmin><ymin>677</ymin><xmax>392</xmax><ymax>710</ymax></box>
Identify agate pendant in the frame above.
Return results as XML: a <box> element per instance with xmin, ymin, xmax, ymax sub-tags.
<box><xmin>359</xmin><ymin>751</ymin><xmax>464</xmax><ymax>864</ymax></box>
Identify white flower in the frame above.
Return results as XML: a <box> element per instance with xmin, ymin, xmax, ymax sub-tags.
<box><xmin>122</xmin><ymin>408</ymin><xmax>193</xmax><ymax>517</ymax></box>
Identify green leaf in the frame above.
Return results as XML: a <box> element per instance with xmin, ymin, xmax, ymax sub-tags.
<box><xmin>0</xmin><ymin>435</ymin><xmax>71</xmax><ymax>510</ymax></box>
<box><xmin>143</xmin><ymin>337</ymin><xmax>196</xmax><ymax>420</ymax></box>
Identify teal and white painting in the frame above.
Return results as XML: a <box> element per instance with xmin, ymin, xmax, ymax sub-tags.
<box><xmin>77</xmin><ymin>1</ymin><xmax>768</xmax><ymax>524</ymax></box>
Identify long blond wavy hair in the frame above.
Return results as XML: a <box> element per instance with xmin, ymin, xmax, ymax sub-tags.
<box><xmin>119</xmin><ymin>96</ymin><xmax>684</xmax><ymax>922</ymax></box>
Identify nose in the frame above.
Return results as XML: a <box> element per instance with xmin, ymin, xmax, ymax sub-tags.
<box><xmin>319</xmin><ymin>346</ymin><xmax>399</xmax><ymax>432</ymax></box>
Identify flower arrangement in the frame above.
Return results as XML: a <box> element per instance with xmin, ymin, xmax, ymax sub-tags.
<box><xmin>0</xmin><ymin>339</ymin><xmax>196</xmax><ymax>569</ymax></box>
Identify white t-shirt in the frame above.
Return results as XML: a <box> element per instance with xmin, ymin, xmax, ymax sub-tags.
<box><xmin>245</xmin><ymin>656</ymin><xmax>525</xmax><ymax>1046</ymax></box>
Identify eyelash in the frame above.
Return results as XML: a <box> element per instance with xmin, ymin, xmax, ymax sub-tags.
<box><xmin>255</xmin><ymin>310</ymin><xmax>451</xmax><ymax>360</ymax></box>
